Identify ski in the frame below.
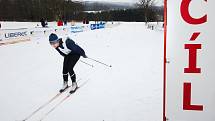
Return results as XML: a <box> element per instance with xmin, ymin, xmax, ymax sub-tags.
<box><xmin>17</xmin><ymin>70</ymin><xmax>93</xmax><ymax>121</ymax></box>
<box><xmin>38</xmin><ymin>80</ymin><xmax>89</xmax><ymax>121</ymax></box>
<box><xmin>18</xmin><ymin>77</ymin><xmax>86</xmax><ymax>121</ymax></box>
<box><xmin>19</xmin><ymin>86</ymin><xmax>71</xmax><ymax>121</ymax></box>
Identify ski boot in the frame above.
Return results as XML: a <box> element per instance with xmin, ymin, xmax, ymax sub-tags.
<box><xmin>69</xmin><ymin>82</ymin><xmax>78</xmax><ymax>94</ymax></box>
<box><xmin>59</xmin><ymin>81</ymin><xmax>69</xmax><ymax>93</ymax></box>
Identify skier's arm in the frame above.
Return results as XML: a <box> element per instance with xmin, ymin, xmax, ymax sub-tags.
<box><xmin>65</xmin><ymin>38</ymin><xmax>87</xmax><ymax>58</ymax></box>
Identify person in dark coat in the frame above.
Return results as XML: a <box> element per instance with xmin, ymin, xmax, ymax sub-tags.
<box><xmin>40</xmin><ymin>18</ymin><xmax>46</xmax><ymax>27</ymax></box>
<box><xmin>49</xmin><ymin>33</ymin><xmax>87</xmax><ymax>93</ymax></box>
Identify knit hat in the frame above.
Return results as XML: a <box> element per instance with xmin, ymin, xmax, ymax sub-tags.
<box><xmin>49</xmin><ymin>33</ymin><xmax>61</xmax><ymax>44</ymax></box>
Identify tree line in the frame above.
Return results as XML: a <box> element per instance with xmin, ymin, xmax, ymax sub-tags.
<box><xmin>0</xmin><ymin>0</ymin><xmax>84</xmax><ymax>21</ymax></box>
<box><xmin>0</xmin><ymin>0</ymin><xmax>163</xmax><ymax>22</ymax></box>
<box><xmin>85</xmin><ymin>7</ymin><xmax>163</xmax><ymax>22</ymax></box>
<box><xmin>84</xmin><ymin>0</ymin><xmax>164</xmax><ymax>22</ymax></box>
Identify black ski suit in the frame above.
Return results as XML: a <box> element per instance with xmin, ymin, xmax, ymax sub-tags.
<box><xmin>55</xmin><ymin>38</ymin><xmax>86</xmax><ymax>83</ymax></box>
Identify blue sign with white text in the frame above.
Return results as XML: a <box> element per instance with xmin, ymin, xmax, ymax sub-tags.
<box><xmin>90</xmin><ymin>22</ymin><xmax>105</xmax><ymax>30</ymax></box>
<box><xmin>71</xmin><ymin>26</ymin><xmax>83</xmax><ymax>33</ymax></box>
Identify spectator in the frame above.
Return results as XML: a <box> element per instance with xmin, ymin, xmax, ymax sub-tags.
<box><xmin>63</xmin><ymin>20</ymin><xmax>67</xmax><ymax>26</ymax></box>
<box><xmin>40</xmin><ymin>18</ymin><xmax>46</xmax><ymax>27</ymax></box>
<box><xmin>57</xmin><ymin>20</ymin><xmax>63</xmax><ymax>26</ymax></box>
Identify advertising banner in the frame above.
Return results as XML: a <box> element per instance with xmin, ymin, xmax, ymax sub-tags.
<box><xmin>90</xmin><ymin>22</ymin><xmax>105</xmax><ymax>30</ymax></box>
<box><xmin>0</xmin><ymin>28</ymin><xmax>30</xmax><ymax>46</ymax></box>
<box><xmin>71</xmin><ymin>26</ymin><xmax>84</xmax><ymax>33</ymax></box>
<box><xmin>165</xmin><ymin>0</ymin><xmax>215</xmax><ymax>121</ymax></box>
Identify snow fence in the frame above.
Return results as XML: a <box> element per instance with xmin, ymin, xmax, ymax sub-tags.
<box><xmin>0</xmin><ymin>21</ymin><xmax>113</xmax><ymax>46</ymax></box>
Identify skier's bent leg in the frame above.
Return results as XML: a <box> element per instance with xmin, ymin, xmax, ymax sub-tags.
<box><xmin>69</xmin><ymin>72</ymin><xmax>76</xmax><ymax>83</ymax></box>
<box><xmin>68</xmin><ymin>54</ymin><xmax>79</xmax><ymax>83</ymax></box>
<box><xmin>63</xmin><ymin>56</ymin><xmax>69</xmax><ymax>83</ymax></box>
<box><xmin>61</xmin><ymin>61</ymin><xmax>69</xmax><ymax>92</ymax></box>
<box><xmin>59</xmin><ymin>73</ymin><xmax>69</xmax><ymax>92</ymax></box>
<box><xmin>63</xmin><ymin>73</ymin><xmax>69</xmax><ymax>82</ymax></box>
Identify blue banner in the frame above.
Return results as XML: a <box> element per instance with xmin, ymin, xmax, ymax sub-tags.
<box><xmin>90</xmin><ymin>22</ymin><xmax>105</xmax><ymax>30</ymax></box>
<box><xmin>71</xmin><ymin>26</ymin><xmax>83</xmax><ymax>33</ymax></box>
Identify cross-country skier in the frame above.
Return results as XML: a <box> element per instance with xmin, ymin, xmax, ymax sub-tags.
<box><xmin>49</xmin><ymin>33</ymin><xmax>87</xmax><ymax>93</ymax></box>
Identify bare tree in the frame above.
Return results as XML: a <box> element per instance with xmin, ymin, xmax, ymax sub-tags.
<box><xmin>138</xmin><ymin>0</ymin><xmax>155</xmax><ymax>23</ymax></box>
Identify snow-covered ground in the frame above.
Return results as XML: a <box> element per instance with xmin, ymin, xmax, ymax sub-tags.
<box><xmin>0</xmin><ymin>22</ymin><xmax>163</xmax><ymax>121</ymax></box>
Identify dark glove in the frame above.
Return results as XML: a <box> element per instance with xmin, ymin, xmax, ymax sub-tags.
<box><xmin>82</xmin><ymin>54</ymin><xmax>88</xmax><ymax>58</ymax></box>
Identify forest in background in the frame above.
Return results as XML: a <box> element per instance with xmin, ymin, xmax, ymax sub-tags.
<box><xmin>0</xmin><ymin>0</ymin><xmax>163</xmax><ymax>22</ymax></box>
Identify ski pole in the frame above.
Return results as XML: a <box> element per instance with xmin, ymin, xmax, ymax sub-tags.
<box><xmin>87</xmin><ymin>57</ymin><xmax>112</xmax><ymax>67</ymax></box>
<box><xmin>80</xmin><ymin>60</ymin><xmax>94</xmax><ymax>67</ymax></box>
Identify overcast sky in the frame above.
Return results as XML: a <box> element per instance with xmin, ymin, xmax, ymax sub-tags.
<box><xmin>76</xmin><ymin>0</ymin><xmax>163</xmax><ymax>5</ymax></box>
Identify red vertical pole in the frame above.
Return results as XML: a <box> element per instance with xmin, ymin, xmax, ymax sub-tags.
<box><xmin>163</xmin><ymin>0</ymin><xmax>167</xmax><ymax>121</ymax></box>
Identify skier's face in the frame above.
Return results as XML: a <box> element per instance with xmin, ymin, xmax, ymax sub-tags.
<box><xmin>50</xmin><ymin>42</ymin><xmax>59</xmax><ymax>48</ymax></box>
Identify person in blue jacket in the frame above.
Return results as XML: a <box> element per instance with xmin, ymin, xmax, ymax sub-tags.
<box><xmin>49</xmin><ymin>33</ymin><xmax>87</xmax><ymax>93</ymax></box>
